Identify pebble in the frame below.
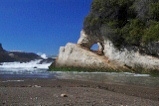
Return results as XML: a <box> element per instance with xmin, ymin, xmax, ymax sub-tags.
<box><xmin>60</xmin><ymin>94</ymin><xmax>68</xmax><ymax>97</ymax></box>
<box><xmin>32</xmin><ymin>85</ymin><xmax>41</xmax><ymax>88</ymax></box>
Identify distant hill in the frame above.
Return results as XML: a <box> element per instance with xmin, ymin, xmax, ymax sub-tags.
<box><xmin>0</xmin><ymin>43</ymin><xmax>41</xmax><ymax>62</ymax></box>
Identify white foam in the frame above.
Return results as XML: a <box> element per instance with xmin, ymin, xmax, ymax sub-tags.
<box><xmin>0</xmin><ymin>59</ymin><xmax>52</xmax><ymax>71</ymax></box>
<box><xmin>37</xmin><ymin>53</ymin><xmax>48</xmax><ymax>59</ymax></box>
<box><xmin>40</xmin><ymin>54</ymin><xmax>48</xmax><ymax>59</ymax></box>
<box><xmin>2</xmin><ymin>80</ymin><xmax>24</xmax><ymax>82</ymax></box>
<box><xmin>134</xmin><ymin>74</ymin><xmax>150</xmax><ymax>77</ymax></box>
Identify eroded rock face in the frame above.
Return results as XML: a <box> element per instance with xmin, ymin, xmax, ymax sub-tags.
<box><xmin>54</xmin><ymin>30</ymin><xmax>159</xmax><ymax>71</ymax></box>
<box><xmin>77</xmin><ymin>30</ymin><xmax>104</xmax><ymax>55</ymax></box>
<box><xmin>54</xmin><ymin>43</ymin><xmax>112</xmax><ymax>69</ymax></box>
<box><xmin>103</xmin><ymin>39</ymin><xmax>159</xmax><ymax>70</ymax></box>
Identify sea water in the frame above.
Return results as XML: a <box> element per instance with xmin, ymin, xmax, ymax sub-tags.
<box><xmin>0</xmin><ymin>60</ymin><xmax>158</xmax><ymax>87</ymax></box>
<box><xmin>0</xmin><ymin>59</ymin><xmax>55</xmax><ymax>79</ymax></box>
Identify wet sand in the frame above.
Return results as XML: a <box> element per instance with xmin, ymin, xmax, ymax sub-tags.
<box><xmin>0</xmin><ymin>78</ymin><xmax>159</xmax><ymax>106</ymax></box>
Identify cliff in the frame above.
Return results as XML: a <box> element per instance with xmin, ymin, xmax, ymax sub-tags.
<box><xmin>50</xmin><ymin>30</ymin><xmax>159</xmax><ymax>72</ymax></box>
<box><xmin>50</xmin><ymin>0</ymin><xmax>159</xmax><ymax>73</ymax></box>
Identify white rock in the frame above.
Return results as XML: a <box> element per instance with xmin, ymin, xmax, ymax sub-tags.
<box><xmin>55</xmin><ymin>30</ymin><xmax>159</xmax><ymax>71</ymax></box>
<box><xmin>60</xmin><ymin>94</ymin><xmax>68</xmax><ymax>97</ymax></box>
<box><xmin>56</xmin><ymin>43</ymin><xmax>113</xmax><ymax>69</ymax></box>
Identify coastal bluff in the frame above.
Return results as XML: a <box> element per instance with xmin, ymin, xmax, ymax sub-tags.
<box><xmin>50</xmin><ymin>30</ymin><xmax>159</xmax><ymax>72</ymax></box>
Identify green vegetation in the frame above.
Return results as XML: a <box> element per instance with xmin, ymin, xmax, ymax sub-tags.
<box><xmin>143</xmin><ymin>21</ymin><xmax>159</xmax><ymax>44</ymax></box>
<box><xmin>83</xmin><ymin>0</ymin><xmax>159</xmax><ymax>48</ymax></box>
<box><xmin>49</xmin><ymin>66</ymin><xmax>159</xmax><ymax>77</ymax></box>
<box><xmin>49</xmin><ymin>66</ymin><xmax>120</xmax><ymax>72</ymax></box>
<box><xmin>149</xmin><ymin>69</ymin><xmax>159</xmax><ymax>77</ymax></box>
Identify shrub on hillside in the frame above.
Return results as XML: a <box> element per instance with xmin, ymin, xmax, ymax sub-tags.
<box><xmin>83</xmin><ymin>0</ymin><xmax>159</xmax><ymax>48</ymax></box>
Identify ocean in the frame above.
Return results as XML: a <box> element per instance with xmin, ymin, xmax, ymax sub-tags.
<box><xmin>0</xmin><ymin>59</ymin><xmax>55</xmax><ymax>79</ymax></box>
<box><xmin>0</xmin><ymin>60</ymin><xmax>159</xmax><ymax>88</ymax></box>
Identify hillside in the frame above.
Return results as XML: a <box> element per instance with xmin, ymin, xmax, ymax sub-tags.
<box><xmin>83</xmin><ymin>0</ymin><xmax>159</xmax><ymax>57</ymax></box>
<box><xmin>0</xmin><ymin>43</ymin><xmax>41</xmax><ymax>62</ymax></box>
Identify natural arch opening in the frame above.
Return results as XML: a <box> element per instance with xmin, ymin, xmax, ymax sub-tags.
<box><xmin>90</xmin><ymin>43</ymin><xmax>98</xmax><ymax>51</ymax></box>
<box><xmin>90</xmin><ymin>42</ymin><xmax>104</xmax><ymax>55</ymax></box>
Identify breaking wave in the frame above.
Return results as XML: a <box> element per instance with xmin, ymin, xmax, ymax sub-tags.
<box><xmin>37</xmin><ymin>53</ymin><xmax>48</xmax><ymax>59</ymax></box>
<box><xmin>0</xmin><ymin>58</ymin><xmax>54</xmax><ymax>79</ymax></box>
<box><xmin>0</xmin><ymin>59</ymin><xmax>52</xmax><ymax>71</ymax></box>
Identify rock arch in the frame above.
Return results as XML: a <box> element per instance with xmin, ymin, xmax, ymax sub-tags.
<box><xmin>77</xmin><ymin>30</ymin><xmax>104</xmax><ymax>55</ymax></box>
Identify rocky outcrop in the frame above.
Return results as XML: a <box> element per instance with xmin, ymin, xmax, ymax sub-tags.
<box><xmin>0</xmin><ymin>43</ymin><xmax>4</xmax><ymax>52</ymax></box>
<box><xmin>52</xmin><ymin>42</ymin><xmax>125</xmax><ymax>70</ymax></box>
<box><xmin>78</xmin><ymin>30</ymin><xmax>104</xmax><ymax>55</ymax></box>
<box><xmin>0</xmin><ymin>44</ymin><xmax>42</xmax><ymax>62</ymax></box>
<box><xmin>52</xmin><ymin>30</ymin><xmax>159</xmax><ymax>72</ymax></box>
<box><xmin>103</xmin><ymin>39</ymin><xmax>159</xmax><ymax>70</ymax></box>
<box><xmin>77</xmin><ymin>30</ymin><xmax>104</xmax><ymax>49</ymax></box>
<box><xmin>51</xmin><ymin>0</ymin><xmax>159</xmax><ymax>72</ymax></box>
<box><xmin>8</xmin><ymin>51</ymin><xmax>42</xmax><ymax>62</ymax></box>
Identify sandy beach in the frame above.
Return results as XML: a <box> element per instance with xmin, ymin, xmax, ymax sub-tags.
<box><xmin>0</xmin><ymin>78</ymin><xmax>159</xmax><ymax>106</ymax></box>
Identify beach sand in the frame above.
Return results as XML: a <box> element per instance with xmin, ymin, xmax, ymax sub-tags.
<box><xmin>0</xmin><ymin>79</ymin><xmax>159</xmax><ymax>106</ymax></box>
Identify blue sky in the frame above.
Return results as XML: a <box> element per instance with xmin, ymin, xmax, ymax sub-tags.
<box><xmin>0</xmin><ymin>0</ymin><xmax>92</xmax><ymax>55</ymax></box>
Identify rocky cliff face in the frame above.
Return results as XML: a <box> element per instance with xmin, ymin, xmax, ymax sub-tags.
<box><xmin>103</xmin><ymin>37</ymin><xmax>159</xmax><ymax>70</ymax></box>
<box><xmin>51</xmin><ymin>30</ymin><xmax>159</xmax><ymax>72</ymax></box>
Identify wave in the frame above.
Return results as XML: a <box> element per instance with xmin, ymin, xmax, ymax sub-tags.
<box><xmin>0</xmin><ymin>59</ymin><xmax>52</xmax><ymax>71</ymax></box>
<box><xmin>37</xmin><ymin>53</ymin><xmax>48</xmax><ymax>59</ymax></box>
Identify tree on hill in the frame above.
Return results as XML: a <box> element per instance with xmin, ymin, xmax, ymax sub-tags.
<box><xmin>83</xmin><ymin>0</ymin><xmax>159</xmax><ymax>48</ymax></box>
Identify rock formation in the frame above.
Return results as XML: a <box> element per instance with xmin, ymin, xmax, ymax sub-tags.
<box><xmin>50</xmin><ymin>0</ymin><xmax>159</xmax><ymax>72</ymax></box>
<box><xmin>53</xmin><ymin>43</ymin><xmax>116</xmax><ymax>70</ymax></box>
<box><xmin>0</xmin><ymin>43</ymin><xmax>42</xmax><ymax>62</ymax></box>
<box><xmin>0</xmin><ymin>43</ymin><xmax>4</xmax><ymax>52</ymax></box>
<box><xmin>51</xmin><ymin>30</ymin><xmax>159</xmax><ymax>72</ymax></box>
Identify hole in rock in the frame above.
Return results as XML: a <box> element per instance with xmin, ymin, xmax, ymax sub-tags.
<box><xmin>90</xmin><ymin>43</ymin><xmax>98</xmax><ymax>51</ymax></box>
<box><xmin>90</xmin><ymin>43</ymin><xmax>104</xmax><ymax>55</ymax></box>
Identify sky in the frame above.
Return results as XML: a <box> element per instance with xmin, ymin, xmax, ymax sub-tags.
<box><xmin>0</xmin><ymin>0</ymin><xmax>92</xmax><ymax>56</ymax></box>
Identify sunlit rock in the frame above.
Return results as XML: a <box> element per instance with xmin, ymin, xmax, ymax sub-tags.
<box><xmin>103</xmin><ymin>39</ymin><xmax>159</xmax><ymax>70</ymax></box>
<box><xmin>53</xmin><ymin>42</ymin><xmax>121</xmax><ymax>70</ymax></box>
<box><xmin>52</xmin><ymin>29</ymin><xmax>159</xmax><ymax>71</ymax></box>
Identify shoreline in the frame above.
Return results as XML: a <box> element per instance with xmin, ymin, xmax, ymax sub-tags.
<box><xmin>49</xmin><ymin>66</ymin><xmax>159</xmax><ymax>77</ymax></box>
<box><xmin>1</xmin><ymin>78</ymin><xmax>159</xmax><ymax>105</ymax></box>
